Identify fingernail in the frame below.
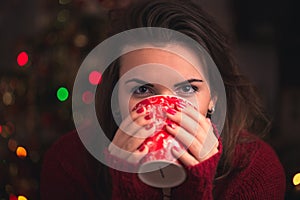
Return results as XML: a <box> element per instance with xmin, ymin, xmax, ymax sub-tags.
<box><xmin>166</xmin><ymin>108</ymin><xmax>176</xmax><ymax>115</ymax></box>
<box><xmin>139</xmin><ymin>145</ymin><xmax>145</xmax><ymax>152</ymax></box>
<box><xmin>144</xmin><ymin>114</ymin><xmax>152</xmax><ymax>120</ymax></box>
<box><xmin>177</xmin><ymin>102</ymin><xmax>186</xmax><ymax>109</ymax></box>
<box><xmin>136</xmin><ymin>107</ymin><xmax>144</xmax><ymax>114</ymax></box>
<box><xmin>167</xmin><ymin>122</ymin><xmax>175</xmax><ymax>129</ymax></box>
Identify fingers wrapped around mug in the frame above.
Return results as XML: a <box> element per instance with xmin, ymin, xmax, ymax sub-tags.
<box><xmin>108</xmin><ymin>107</ymin><xmax>155</xmax><ymax>164</ymax></box>
<box><xmin>165</xmin><ymin>104</ymin><xmax>219</xmax><ymax>166</ymax></box>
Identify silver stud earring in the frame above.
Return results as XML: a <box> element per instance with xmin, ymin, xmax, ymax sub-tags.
<box><xmin>208</xmin><ymin>107</ymin><xmax>215</xmax><ymax>115</ymax></box>
<box><xmin>207</xmin><ymin>106</ymin><xmax>215</xmax><ymax>119</ymax></box>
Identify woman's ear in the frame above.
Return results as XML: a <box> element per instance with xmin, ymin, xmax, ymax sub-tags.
<box><xmin>209</xmin><ymin>95</ymin><xmax>217</xmax><ymax>111</ymax></box>
<box><xmin>207</xmin><ymin>95</ymin><xmax>217</xmax><ymax>118</ymax></box>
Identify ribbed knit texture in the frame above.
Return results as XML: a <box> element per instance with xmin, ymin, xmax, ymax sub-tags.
<box><xmin>214</xmin><ymin>137</ymin><xmax>286</xmax><ymax>200</ymax></box>
<box><xmin>41</xmin><ymin>130</ymin><xmax>286</xmax><ymax>200</ymax></box>
<box><xmin>105</xmin><ymin>142</ymin><xmax>221</xmax><ymax>199</ymax></box>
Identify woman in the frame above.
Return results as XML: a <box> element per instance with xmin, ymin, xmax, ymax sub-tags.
<box><xmin>41</xmin><ymin>0</ymin><xmax>286</xmax><ymax>199</ymax></box>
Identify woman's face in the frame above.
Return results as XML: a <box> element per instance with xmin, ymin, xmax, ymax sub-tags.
<box><xmin>117</xmin><ymin>46</ymin><xmax>214</xmax><ymax>118</ymax></box>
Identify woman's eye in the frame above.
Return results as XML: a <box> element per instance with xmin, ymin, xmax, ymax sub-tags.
<box><xmin>176</xmin><ymin>85</ymin><xmax>199</xmax><ymax>96</ymax></box>
<box><xmin>132</xmin><ymin>85</ymin><xmax>153</xmax><ymax>96</ymax></box>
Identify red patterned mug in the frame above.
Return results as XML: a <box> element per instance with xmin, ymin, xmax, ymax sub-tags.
<box><xmin>132</xmin><ymin>95</ymin><xmax>196</xmax><ymax>188</ymax></box>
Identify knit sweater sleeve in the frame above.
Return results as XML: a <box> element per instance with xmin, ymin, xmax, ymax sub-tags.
<box><xmin>215</xmin><ymin>138</ymin><xmax>286</xmax><ymax>200</ymax></box>
<box><xmin>171</xmin><ymin>141</ymin><xmax>222</xmax><ymax>200</ymax></box>
<box><xmin>105</xmin><ymin>149</ymin><xmax>162</xmax><ymax>200</ymax></box>
<box><xmin>106</xmin><ymin>142</ymin><xmax>222</xmax><ymax>200</ymax></box>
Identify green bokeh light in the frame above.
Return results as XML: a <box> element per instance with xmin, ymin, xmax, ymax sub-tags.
<box><xmin>57</xmin><ymin>87</ymin><xmax>69</xmax><ymax>101</ymax></box>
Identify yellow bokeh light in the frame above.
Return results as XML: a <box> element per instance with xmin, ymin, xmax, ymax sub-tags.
<box><xmin>18</xmin><ymin>195</ymin><xmax>27</xmax><ymax>200</ymax></box>
<box><xmin>3</xmin><ymin>92</ymin><xmax>15</xmax><ymax>106</ymax></box>
<box><xmin>16</xmin><ymin>146</ymin><xmax>27</xmax><ymax>158</ymax></box>
<box><xmin>293</xmin><ymin>173</ymin><xmax>300</xmax><ymax>186</ymax></box>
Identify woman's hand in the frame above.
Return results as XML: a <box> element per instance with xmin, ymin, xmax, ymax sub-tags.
<box><xmin>166</xmin><ymin>104</ymin><xmax>219</xmax><ymax>167</ymax></box>
<box><xmin>108</xmin><ymin>107</ymin><xmax>153</xmax><ymax>164</ymax></box>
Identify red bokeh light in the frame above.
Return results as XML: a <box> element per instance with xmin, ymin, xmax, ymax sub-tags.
<box><xmin>89</xmin><ymin>71</ymin><xmax>102</xmax><ymax>85</ymax></box>
<box><xmin>82</xmin><ymin>91</ymin><xmax>94</xmax><ymax>104</ymax></box>
<box><xmin>9</xmin><ymin>194</ymin><xmax>18</xmax><ymax>200</ymax></box>
<box><xmin>17</xmin><ymin>51</ymin><xmax>29</xmax><ymax>67</ymax></box>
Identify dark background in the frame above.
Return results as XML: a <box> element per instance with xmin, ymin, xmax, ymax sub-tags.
<box><xmin>0</xmin><ymin>0</ymin><xmax>299</xmax><ymax>199</ymax></box>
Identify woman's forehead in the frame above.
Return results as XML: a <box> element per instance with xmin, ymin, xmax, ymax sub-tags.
<box><xmin>119</xmin><ymin>45</ymin><xmax>205</xmax><ymax>78</ymax></box>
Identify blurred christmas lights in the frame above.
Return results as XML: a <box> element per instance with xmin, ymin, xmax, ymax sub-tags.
<box><xmin>9</xmin><ymin>194</ymin><xmax>18</xmax><ymax>200</ymax></box>
<box><xmin>16</xmin><ymin>146</ymin><xmax>27</xmax><ymax>158</ymax></box>
<box><xmin>89</xmin><ymin>71</ymin><xmax>102</xmax><ymax>85</ymax></box>
<box><xmin>8</xmin><ymin>139</ymin><xmax>18</xmax><ymax>152</ymax></box>
<box><xmin>74</xmin><ymin>34</ymin><xmax>88</xmax><ymax>47</ymax></box>
<box><xmin>0</xmin><ymin>123</ymin><xmax>15</xmax><ymax>138</ymax></box>
<box><xmin>293</xmin><ymin>173</ymin><xmax>300</xmax><ymax>186</ymax></box>
<box><xmin>3</xmin><ymin>92</ymin><xmax>15</xmax><ymax>106</ymax></box>
<box><xmin>0</xmin><ymin>1</ymin><xmax>109</xmax><ymax>199</ymax></box>
<box><xmin>17</xmin><ymin>51</ymin><xmax>29</xmax><ymax>67</ymax></box>
<box><xmin>82</xmin><ymin>91</ymin><xmax>94</xmax><ymax>104</ymax></box>
<box><xmin>57</xmin><ymin>9</ymin><xmax>70</xmax><ymax>23</ymax></box>
<box><xmin>18</xmin><ymin>196</ymin><xmax>27</xmax><ymax>200</ymax></box>
<box><xmin>1</xmin><ymin>125</ymin><xmax>9</xmax><ymax>138</ymax></box>
<box><xmin>57</xmin><ymin>87</ymin><xmax>69</xmax><ymax>101</ymax></box>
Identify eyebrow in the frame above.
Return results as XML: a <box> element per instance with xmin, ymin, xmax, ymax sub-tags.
<box><xmin>125</xmin><ymin>78</ymin><xmax>203</xmax><ymax>88</ymax></box>
<box><xmin>174</xmin><ymin>79</ymin><xmax>203</xmax><ymax>88</ymax></box>
<box><xmin>125</xmin><ymin>78</ymin><xmax>154</xmax><ymax>87</ymax></box>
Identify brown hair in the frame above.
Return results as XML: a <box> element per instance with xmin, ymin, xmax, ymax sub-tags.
<box><xmin>96</xmin><ymin>0</ymin><xmax>270</xmax><ymax>197</ymax></box>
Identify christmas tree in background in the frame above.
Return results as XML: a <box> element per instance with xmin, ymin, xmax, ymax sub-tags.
<box><xmin>0</xmin><ymin>0</ymin><xmax>109</xmax><ymax>199</ymax></box>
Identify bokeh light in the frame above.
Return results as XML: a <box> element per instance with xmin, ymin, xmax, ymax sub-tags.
<box><xmin>8</xmin><ymin>139</ymin><xmax>18</xmax><ymax>152</ymax></box>
<box><xmin>16</xmin><ymin>146</ymin><xmax>27</xmax><ymax>158</ymax></box>
<box><xmin>0</xmin><ymin>123</ymin><xmax>14</xmax><ymax>139</ymax></box>
<box><xmin>0</xmin><ymin>125</ymin><xmax>9</xmax><ymax>138</ymax></box>
<box><xmin>74</xmin><ymin>34</ymin><xmax>88</xmax><ymax>47</ymax></box>
<box><xmin>17</xmin><ymin>51</ymin><xmax>29</xmax><ymax>67</ymax></box>
<box><xmin>57</xmin><ymin>9</ymin><xmax>70</xmax><ymax>23</ymax></box>
<box><xmin>57</xmin><ymin>87</ymin><xmax>69</xmax><ymax>102</ymax></box>
<box><xmin>3</xmin><ymin>92</ymin><xmax>15</xmax><ymax>106</ymax></box>
<box><xmin>9</xmin><ymin>194</ymin><xmax>17</xmax><ymax>200</ymax></box>
<box><xmin>89</xmin><ymin>71</ymin><xmax>102</xmax><ymax>85</ymax></box>
<box><xmin>293</xmin><ymin>173</ymin><xmax>300</xmax><ymax>186</ymax></box>
<box><xmin>18</xmin><ymin>196</ymin><xmax>27</xmax><ymax>200</ymax></box>
<box><xmin>82</xmin><ymin>91</ymin><xmax>94</xmax><ymax>104</ymax></box>
<box><xmin>0</xmin><ymin>125</ymin><xmax>2</xmax><ymax>134</ymax></box>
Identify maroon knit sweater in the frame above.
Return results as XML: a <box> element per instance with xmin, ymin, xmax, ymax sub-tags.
<box><xmin>40</xmin><ymin>130</ymin><xmax>286</xmax><ymax>199</ymax></box>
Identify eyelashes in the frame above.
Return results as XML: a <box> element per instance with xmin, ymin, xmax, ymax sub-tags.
<box><xmin>131</xmin><ymin>85</ymin><xmax>154</xmax><ymax>97</ymax></box>
<box><xmin>175</xmin><ymin>85</ymin><xmax>199</xmax><ymax>96</ymax></box>
<box><xmin>131</xmin><ymin>84</ymin><xmax>199</xmax><ymax>98</ymax></box>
